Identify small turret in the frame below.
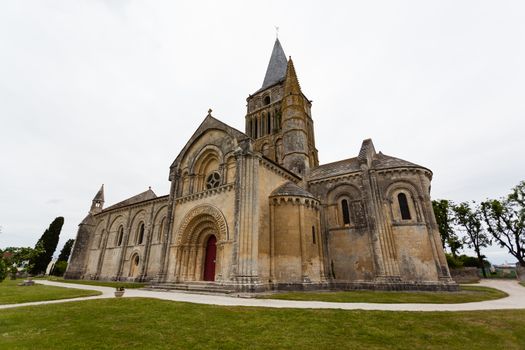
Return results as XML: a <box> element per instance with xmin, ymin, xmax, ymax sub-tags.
<box><xmin>281</xmin><ymin>58</ymin><xmax>312</xmax><ymax>176</ymax></box>
<box><xmin>90</xmin><ymin>184</ymin><xmax>104</xmax><ymax>214</ymax></box>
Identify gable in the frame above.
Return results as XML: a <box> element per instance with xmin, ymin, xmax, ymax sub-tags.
<box><xmin>171</xmin><ymin>115</ymin><xmax>249</xmax><ymax>169</ymax></box>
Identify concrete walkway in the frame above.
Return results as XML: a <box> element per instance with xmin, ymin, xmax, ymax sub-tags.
<box><xmin>1</xmin><ymin>279</ymin><xmax>524</xmax><ymax>312</ymax></box>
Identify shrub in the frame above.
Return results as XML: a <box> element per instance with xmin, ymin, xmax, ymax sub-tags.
<box><xmin>10</xmin><ymin>266</ymin><xmax>17</xmax><ymax>280</ymax></box>
<box><xmin>446</xmin><ymin>253</ymin><xmax>463</xmax><ymax>268</ymax></box>
<box><xmin>0</xmin><ymin>259</ymin><xmax>6</xmax><ymax>283</ymax></box>
<box><xmin>51</xmin><ymin>261</ymin><xmax>68</xmax><ymax>277</ymax></box>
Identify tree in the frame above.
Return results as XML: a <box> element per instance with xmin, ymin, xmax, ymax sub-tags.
<box><xmin>29</xmin><ymin>217</ymin><xmax>64</xmax><ymax>275</ymax></box>
<box><xmin>481</xmin><ymin>181</ymin><xmax>525</xmax><ymax>267</ymax></box>
<box><xmin>0</xmin><ymin>256</ymin><xmax>6</xmax><ymax>282</ymax></box>
<box><xmin>452</xmin><ymin>202</ymin><xmax>491</xmax><ymax>277</ymax></box>
<box><xmin>57</xmin><ymin>239</ymin><xmax>75</xmax><ymax>262</ymax></box>
<box><xmin>2</xmin><ymin>246</ymin><xmax>43</xmax><ymax>273</ymax></box>
<box><xmin>432</xmin><ymin>200</ymin><xmax>463</xmax><ymax>257</ymax></box>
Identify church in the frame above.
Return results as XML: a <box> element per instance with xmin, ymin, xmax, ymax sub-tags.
<box><xmin>65</xmin><ymin>39</ymin><xmax>457</xmax><ymax>292</ymax></box>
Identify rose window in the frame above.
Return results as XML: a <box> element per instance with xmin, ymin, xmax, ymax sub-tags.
<box><xmin>206</xmin><ymin>172</ymin><xmax>221</xmax><ymax>189</ymax></box>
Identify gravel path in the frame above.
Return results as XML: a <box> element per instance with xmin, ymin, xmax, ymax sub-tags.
<box><xmin>1</xmin><ymin>279</ymin><xmax>524</xmax><ymax>311</ymax></box>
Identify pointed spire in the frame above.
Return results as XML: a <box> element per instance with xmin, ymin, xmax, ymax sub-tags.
<box><xmin>284</xmin><ymin>57</ymin><xmax>302</xmax><ymax>96</ymax></box>
<box><xmin>93</xmin><ymin>184</ymin><xmax>104</xmax><ymax>202</ymax></box>
<box><xmin>261</xmin><ymin>38</ymin><xmax>288</xmax><ymax>89</ymax></box>
<box><xmin>90</xmin><ymin>184</ymin><xmax>104</xmax><ymax>214</ymax></box>
<box><xmin>358</xmin><ymin>139</ymin><xmax>376</xmax><ymax>167</ymax></box>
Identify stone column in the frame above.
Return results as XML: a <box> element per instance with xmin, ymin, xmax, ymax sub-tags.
<box><xmin>233</xmin><ymin>146</ymin><xmax>260</xmax><ymax>289</ymax></box>
<box><xmin>363</xmin><ymin>169</ymin><xmax>400</xmax><ymax>280</ymax></box>
<box><xmin>418</xmin><ymin>172</ymin><xmax>453</xmax><ymax>280</ymax></box>
<box><xmin>315</xmin><ymin>205</ymin><xmax>327</xmax><ymax>282</ymax></box>
<box><xmin>95</xmin><ymin>214</ymin><xmax>112</xmax><ymax>279</ymax></box>
<box><xmin>139</xmin><ymin>204</ymin><xmax>156</xmax><ymax>281</ymax></box>
<box><xmin>115</xmin><ymin>207</ymin><xmax>133</xmax><ymax>280</ymax></box>
<box><xmin>299</xmin><ymin>202</ymin><xmax>308</xmax><ymax>282</ymax></box>
<box><xmin>157</xmin><ymin>168</ymin><xmax>180</xmax><ymax>282</ymax></box>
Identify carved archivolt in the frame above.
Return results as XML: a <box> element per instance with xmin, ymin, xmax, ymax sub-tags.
<box><xmin>176</xmin><ymin>205</ymin><xmax>228</xmax><ymax>245</ymax></box>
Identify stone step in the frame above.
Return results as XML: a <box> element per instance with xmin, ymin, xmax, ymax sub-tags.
<box><xmin>146</xmin><ymin>282</ymin><xmax>237</xmax><ymax>294</ymax></box>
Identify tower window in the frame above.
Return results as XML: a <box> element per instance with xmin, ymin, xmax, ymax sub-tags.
<box><xmin>267</xmin><ymin>112</ymin><xmax>271</xmax><ymax>134</ymax></box>
<box><xmin>312</xmin><ymin>226</ymin><xmax>316</xmax><ymax>244</ymax></box>
<box><xmin>341</xmin><ymin>199</ymin><xmax>350</xmax><ymax>225</ymax></box>
<box><xmin>263</xmin><ymin>95</ymin><xmax>271</xmax><ymax>105</ymax></box>
<box><xmin>398</xmin><ymin>193</ymin><xmax>412</xmax><ymax>220</ymax></box>
<box><xmin>206</xmin><ymin>171</ymin><xmax>221</xmax><ymax>189</ymax></box>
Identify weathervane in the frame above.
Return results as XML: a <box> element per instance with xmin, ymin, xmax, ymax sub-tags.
<box><xmin>275</xmin><ymin>26</ymin><xmax>279</xmax><ymax>39</ymax></box>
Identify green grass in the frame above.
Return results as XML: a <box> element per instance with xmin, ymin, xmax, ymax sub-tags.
<box><xmin>43</xmin><ymin>276</ymin><xmax>147</xmax><ymax>289</ymax></box>
<box><xmin>260</xmin><ymin>285</ymin><xmax>507</xmax><ymax>304</ymax></box>
<box><xmin>520</xmin><ymin>282</ymin><xmax>525</xmax><ymax>287</ymax></box>
<box><xmin>0</xmin><ymin>279</ymin><xmax>100</xmax><ymax>305</ymax></box>
<box><xmin>0</xmin><ymin>298</ymin><xmax>524</xmax><ymax>349</ymax></box>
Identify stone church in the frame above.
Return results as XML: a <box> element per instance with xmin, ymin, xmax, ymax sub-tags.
<box><xmin>65</xmin><ymin>39</ymin><xmax>456</xmax><ymax>291</ymax></box>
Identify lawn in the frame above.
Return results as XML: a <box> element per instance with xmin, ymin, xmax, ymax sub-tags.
<box><xmin>520</xmin><ymin>282</ymin><xmax>525</xmax><ymax>287</ymax></box>
<box><xmin>260</xmin><ymin>285</ymin><xmax>507</xmax><ymax>303</ymax></box>
<box><xmin>0</xmin><ymin>298</ymin><xmax>524</xmax><ymax>349</ymax></box>
<box><xmin>43</xmin><ymin>276</ymin><xmax>147</xmax><ymax>289</ymax></box>
<box><xmin>0</xmin><ymin>279</ymin><xmax>100</xmax><ymax>305</ymax></box>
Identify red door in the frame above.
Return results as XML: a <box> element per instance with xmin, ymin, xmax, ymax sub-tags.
<box><xmin>203</xmin><ymin>235</ymin><xmax>217</xmax><ymax>281</ymax></box>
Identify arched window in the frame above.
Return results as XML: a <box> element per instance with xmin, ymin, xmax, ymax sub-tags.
<box><xmin>263</xmin><ymin>95</ymin><xmax>271</xmax><ymax>105</ymax></box>
<box><xmin>137</xmin><ymin>223</ymin><xmax>145</xmax><ymax>245</ymax></box>
<box><xmin>157</xmin><ymin>218</ymin><xmax>165</xmax><ymax>243</ymax></box>
<box><xmin>254</xmin><ymin>117</ymin><xmax>258</xmax><ymax>138</ymax></box>
<box><xmin>262</xmin><ymin>143</ymin><xmax>269</xmax><ymax>157</ymax></box>
<box><xmin>116</xmin><ymin>226</ymin><xmax>124</xmax><ymax>246</ymax></box>
<box><xmin>206</xmin><ymin>171</ymin><xmax>221</xmax><ymax>189</ymax></box>
<box><xmin>130</xmin><ymin>254</ymin><xmax>140</xmax><ymax>277</ymax></box>
<box><xmin>262</xmin><ymin>114</ymin><xmax>267</xmax><ymax>136</ymax></box>
<box><xmin>398</xmin><ymin>193</ymin><xmax>412</xmax><ymax>220</ymax></box>
<box><xmin>341</xmin><ymin>199</ymin><xmax>350</xmax><ymax>225</ymax></box>
<box><xmin>267</xmin><ymin>112</ymin><xmax>271</xmax><ymax>134</ymax></box>
<box><xmin>274</xmin><ymin>110</ymin><xmax>281</xmax><ymax>131</ymax></box>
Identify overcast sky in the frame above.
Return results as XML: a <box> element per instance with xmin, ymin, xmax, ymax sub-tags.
<box><xmin>1</xmin><ymin>1</ymin><xmax>523</xmax><ymax>264</ymax></box>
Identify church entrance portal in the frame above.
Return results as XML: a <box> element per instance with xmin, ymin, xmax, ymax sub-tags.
<box><xmin>203</xmin><ymin>235</ymin><xmax>217</xmax><ymax>281</ymax></box>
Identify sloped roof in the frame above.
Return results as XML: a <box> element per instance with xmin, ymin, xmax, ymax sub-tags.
<box><xmin>102</xmin><ymin>188</ymin><xmax>157</xmax><ymax>212</ymax></box>
<box><xmin>372</xmin><ymin>152</ymin><xmax>426</xmax><ymax>170</ymax></box>
<box><xmin>309</xmin><ymin>153</ymin><xmax>429</xmax><ymax>182</ymax></box>
<box><xmin>270</xmin><ymin>181</ymin><xmax>316</xmax><ymax>199</ymax></box>
<box><xmin>261</xmin><ymin>38</ymin><xmax>288</xmax><ymax>90</ymax></box>
<box><xmin>309</xmin><ymin>157</ymin><xmax>361</xmax><ymax>180</ymax></box>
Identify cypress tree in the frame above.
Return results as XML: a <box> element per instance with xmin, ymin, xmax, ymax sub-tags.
<box><xmin>57</xmin><ymin>239</ymin><xmax>75</xmax><ymax>262</ymax></box>
<box><xmin>30</xmin><ymin>217</ymin><xmax>64</xmax><ymax>275</ymax></box>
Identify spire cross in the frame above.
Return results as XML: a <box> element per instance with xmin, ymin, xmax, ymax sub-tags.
<box><xmin>275</xmin><ymin>26</ymin><xmax>279</xmax><ymax>39</ymax></box>
<box><xmin>207</xmin><ymin>108</ymin><xmax>212</xmax><ymax>116</ymax></box>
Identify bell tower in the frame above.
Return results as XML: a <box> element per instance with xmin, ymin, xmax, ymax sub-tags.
<box><xmin>245</xmin><ymin>39</ymin><xmax>318</xmax><ymax>176</ymax></box>
<box><xmin>90</xmin><ymin>184</ymin><xmax>104</xmax><ymax>214</ymax></box>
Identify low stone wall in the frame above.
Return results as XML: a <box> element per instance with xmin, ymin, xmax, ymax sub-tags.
<box><xmin>450</xmin><ymin>267</ymin><xmax>480</xmax><ymax>284</ymax></box>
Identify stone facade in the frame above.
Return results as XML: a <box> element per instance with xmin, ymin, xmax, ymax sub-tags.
<box><xmin>65</xmin><ymin>39</ymin><xmax>457</xmax><ymax>292</ymax></box>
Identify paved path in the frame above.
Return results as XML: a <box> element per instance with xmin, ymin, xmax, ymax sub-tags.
<box><xmin>1</xmin><ymin>279</ymin><xmax>524</xmax><ymax>311</ymax></box>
